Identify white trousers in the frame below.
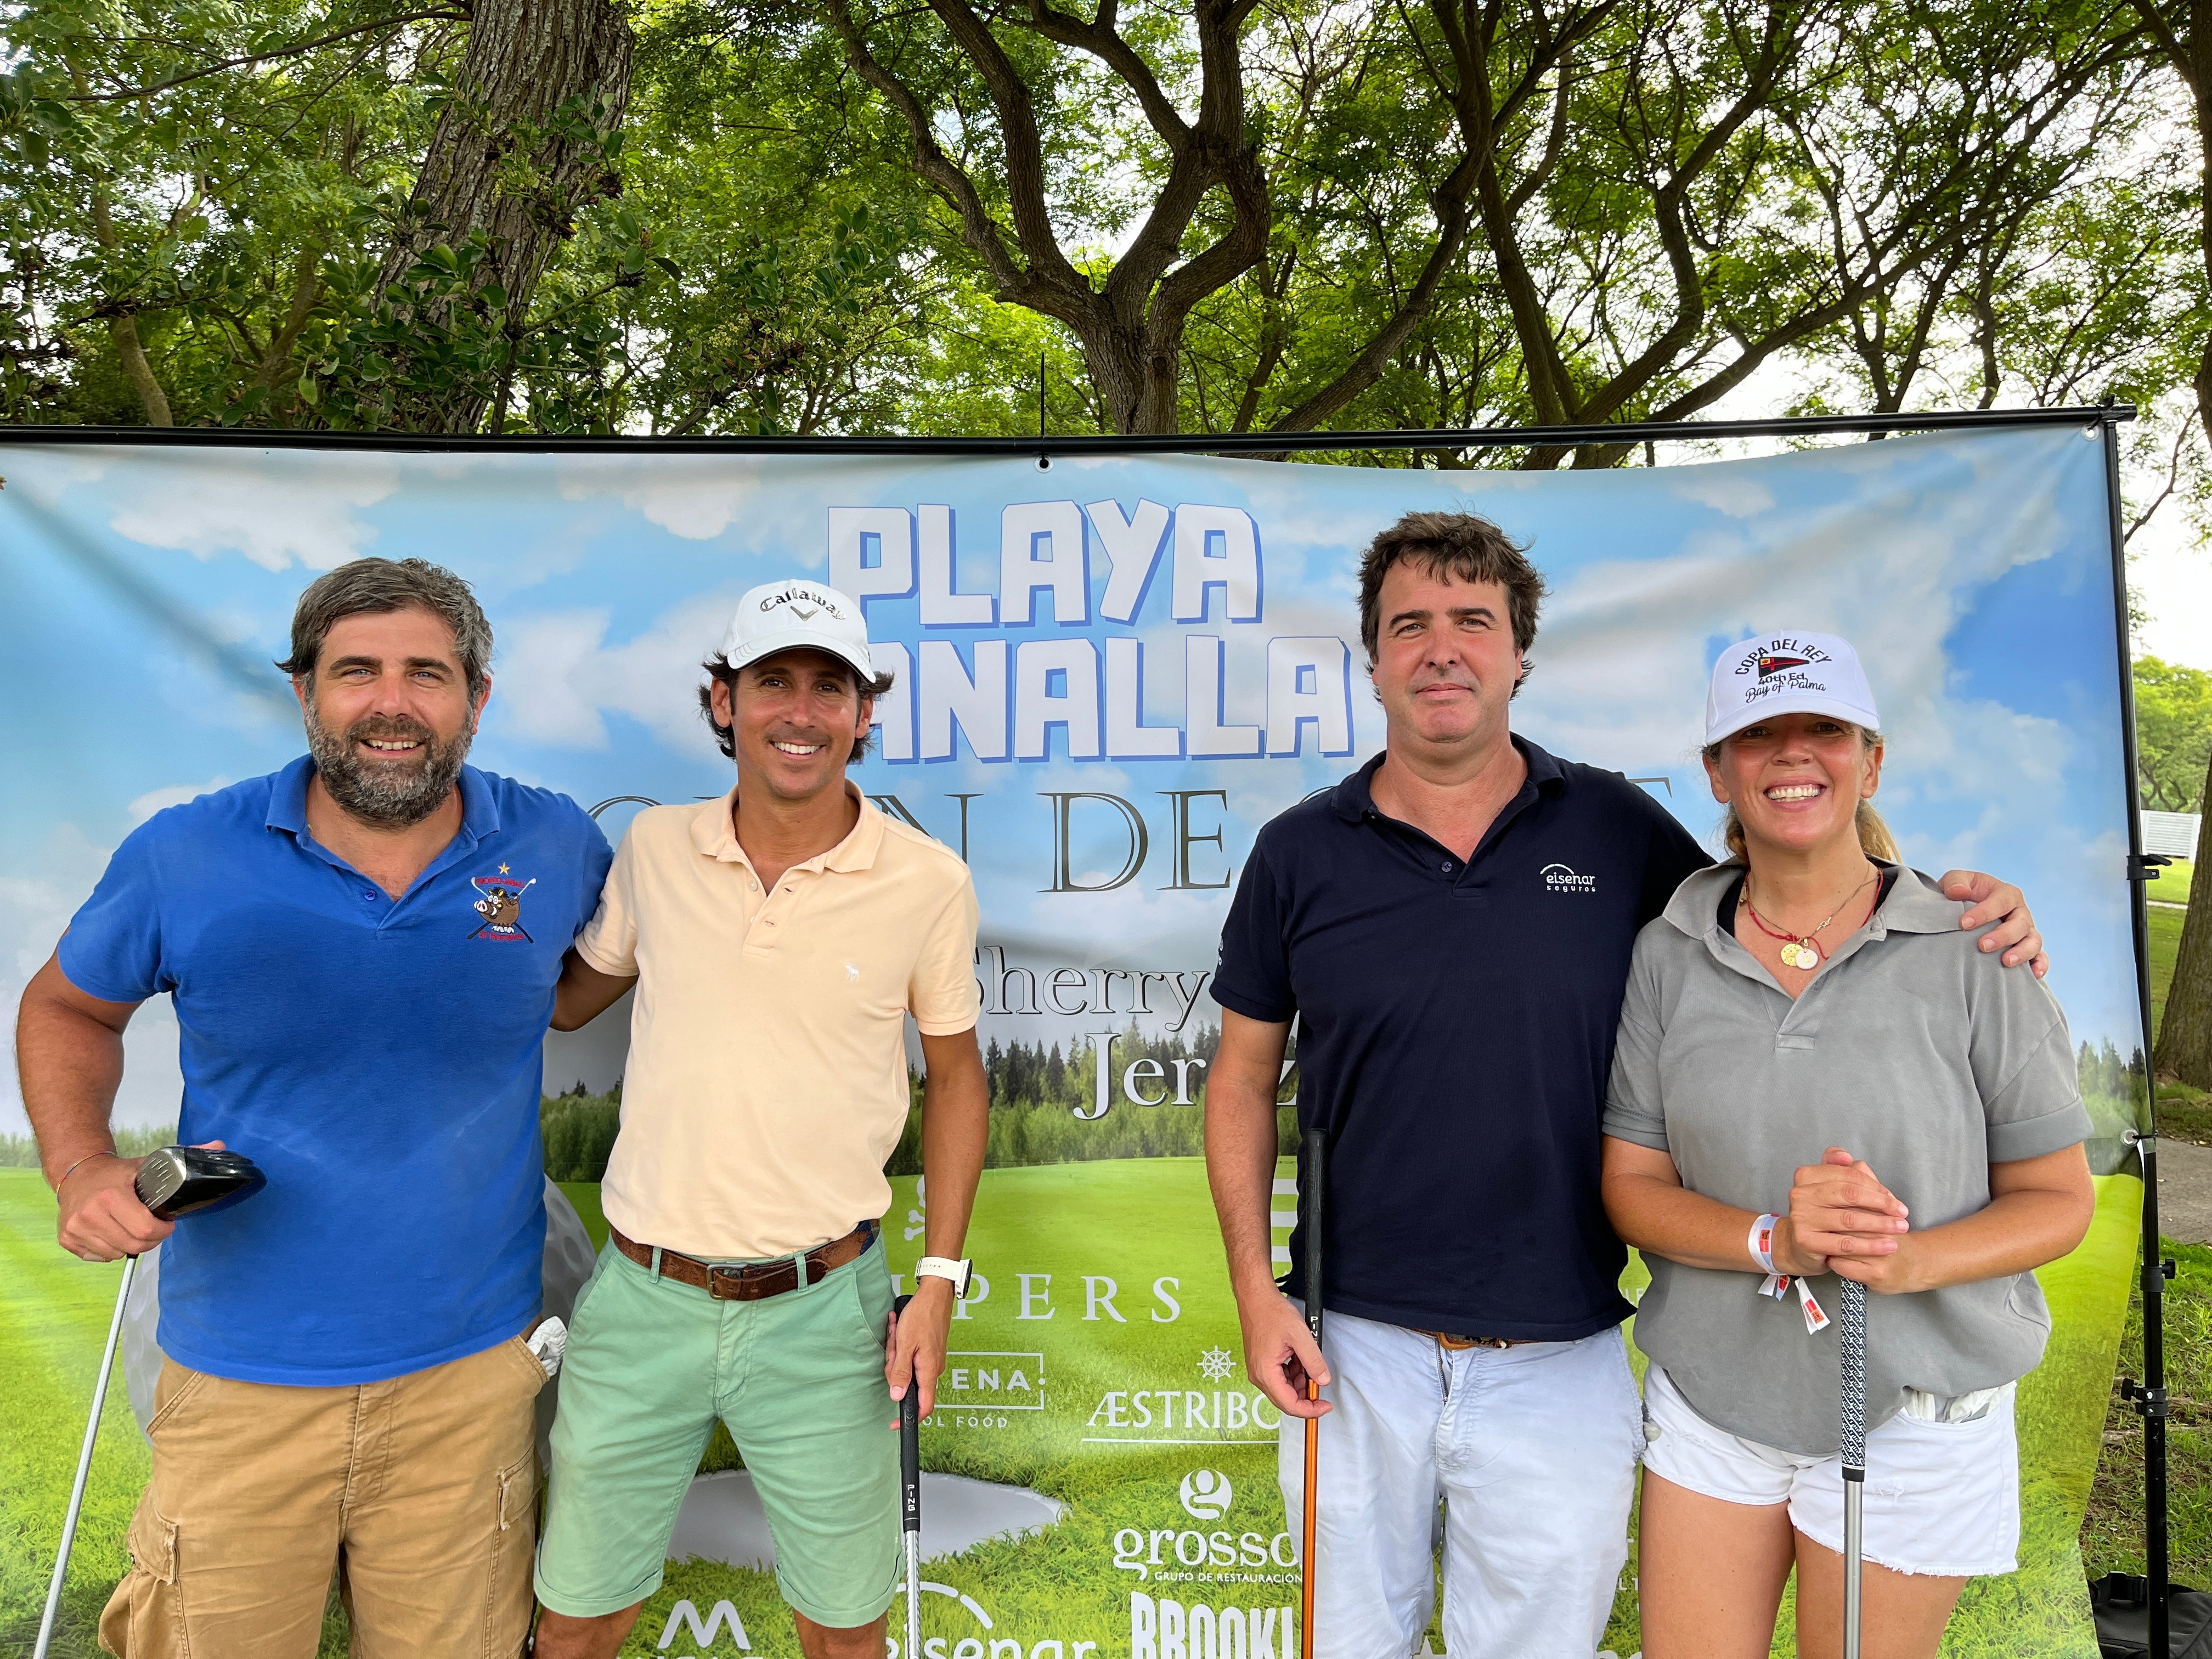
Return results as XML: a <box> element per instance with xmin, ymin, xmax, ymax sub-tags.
<box><xmin>1278</xmin><ymin>1311</ymin><xmax>1643</xmax><ymax>1659</ymax></box>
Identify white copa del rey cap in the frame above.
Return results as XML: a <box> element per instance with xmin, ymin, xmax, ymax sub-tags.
<box><xmin>1704</xmin><ymin>631</ymin><xmax>1881</xmax><ymax>747</ymax></box>
<box><xmin>719</xmin><ymin>578</ymin><xmax>875</xmax><ymax>680</ymax></box>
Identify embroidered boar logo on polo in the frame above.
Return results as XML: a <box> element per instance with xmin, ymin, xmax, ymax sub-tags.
<box><xmin>1541</xmin><ymin>862</ymin><xmax>1598</xmax><ymax>894</ymax></box>
<box><xmin>469</xmin><ymin>870</ymin><xmax>537</xmax><ymax>942</ymax></box>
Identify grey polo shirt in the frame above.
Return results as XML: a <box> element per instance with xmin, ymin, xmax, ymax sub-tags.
<box><xmin>1602</xmin><ymin>862</ymin><xmax>2092</xmax><ymax>1456</ymax></box>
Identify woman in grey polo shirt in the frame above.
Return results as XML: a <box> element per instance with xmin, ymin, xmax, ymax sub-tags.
<box><xmin>1600</xmin><ymin>631</ymin><xmax>2095</xmax><ymax>1659</ymax></box>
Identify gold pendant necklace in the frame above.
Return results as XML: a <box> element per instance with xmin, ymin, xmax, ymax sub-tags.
<box><xmin>1745</xmin><ymin>864</ymin><xmax>1879</xmax><ymax>972</ymax></box>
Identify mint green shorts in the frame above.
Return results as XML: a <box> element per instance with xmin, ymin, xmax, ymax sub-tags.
<box><xmin>534</xmin><ymin>1236</ymin><xmax>899</xmax><ymax>1628</ymax></box>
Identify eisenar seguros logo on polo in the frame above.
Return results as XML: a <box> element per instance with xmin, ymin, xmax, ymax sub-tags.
<box><xmin>1541</xmin><ymin>862</ymin><xmax>1596</xmax><ymax>895</ymax></box>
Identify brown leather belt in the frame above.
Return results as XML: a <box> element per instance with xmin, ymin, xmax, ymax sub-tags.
<box><xmin>1421</xmin><ymin>1330</ymin><xmax>1537</xmax><ymax>1350</ymax></box>
<box><xmin>611</xmin><ymin>1220</ymin><xmax>877</xmax><ymax>1301</ymax></box>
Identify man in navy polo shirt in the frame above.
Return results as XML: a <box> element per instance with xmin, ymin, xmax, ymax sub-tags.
<box><xmin>16</xmin><ymin>557</ymin><xmax>609</xmax><ymax>1659</ymax></box>
<box><xmin>1202</xmin><ymin>511</ymin><xmax>2045</xmax><ymax>1659</ymax></box>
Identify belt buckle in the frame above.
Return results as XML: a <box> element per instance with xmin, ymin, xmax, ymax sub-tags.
<box><xmin>709</xmin><ymin>1259</ymin><xmax>797</xmax><ymax>1301</ymax></box>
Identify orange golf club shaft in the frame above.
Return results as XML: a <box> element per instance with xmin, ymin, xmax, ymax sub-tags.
<box><xmin>1299</xmin><ymin>1125</ymin><xmax>1327</xmax><ymax>1659</ymax></box>
<box><xmin>1301</xmin><ymin>1378</ymin><xmax>1319</xmax><ymax>1659</ymax></box>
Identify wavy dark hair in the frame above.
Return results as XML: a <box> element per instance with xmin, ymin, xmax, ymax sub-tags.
<box><xmin>697</xmin><ymin>652</ymin><xmax>897</xmax><ymax>766</ymax></box>
<box><xmin>1355</xmin><ymin>511</ymin><xmax>1547</xmax><ymax>697</ymax></box>
<box><xmin>275</xmin><ymin>557</ymin><xmax>491</xmax><ymax>699</ymax></box>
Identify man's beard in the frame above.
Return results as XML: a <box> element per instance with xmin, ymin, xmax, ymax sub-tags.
<box><xmin>304</xmin><ymin>705</ymin><xmax>473</xmax><ymax>828</ymax></box>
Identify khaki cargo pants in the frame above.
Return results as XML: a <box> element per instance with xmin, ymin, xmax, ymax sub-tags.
<box><xmin>99</xmin><ymin>1335</ymin><xmax>549</xmax><ymax>1659</ymax></box>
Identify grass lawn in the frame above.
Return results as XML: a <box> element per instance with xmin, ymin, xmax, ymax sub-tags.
<box><xmin>2152</xmin><ymin>858</ymin><xmax>2196</xmax><ymax>910</ymax></box>
<box><xmin>2152</xmin><ymin>902</ymin><xmax>2183</xmax><ymax>1045</ymax></box>
<box><xmin>2158</xmin><ymin>1081</ymin><xmax>2212</xmax><ymax>1148</ymax></box>
<box><xmin>2146</xmin><ymin>876</ymin><xmax>2211</xmax><ymax>1143</ymax></box>
<box><xmin>2082</xmin><ymin>1237</ymin><xmax>2212</xmax><ymax>1591</ymax></box>
<box><xmin>0</xmin><ymin>1170</ymin><xmax>151</xmax><ymax>1659</ymax></box>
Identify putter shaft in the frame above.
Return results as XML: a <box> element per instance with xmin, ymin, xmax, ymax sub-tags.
<box><xmin>1838</xmin><ymin>1278</ymin><xmax>1869</xmax><ymax>1659</ymax></box>
<box><xmin>35</xmin><ymin>1254</ymin><xmax>137</xmax><ymax>1659</ymax></box>
<box><xmin>895</xmin><ymin>1294</ymin><xmax>922</xmax><ymax>1659</ymax></box>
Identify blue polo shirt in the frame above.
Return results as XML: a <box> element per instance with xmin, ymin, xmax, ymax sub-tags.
<box><xmin>1213</xmin><ymin>739</ymin><xmax>1711</xmax><ymax>1340</ymax></box>
<box><xmin>58</xmin><ymin>758</ymin><xmax>611</xmax><ymax>1386</ymax></box>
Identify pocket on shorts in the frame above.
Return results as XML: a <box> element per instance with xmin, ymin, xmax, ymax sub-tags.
<box><xmin>100</xmin><ymin>1503</ymin><xmax>183</xmax><ymax>1659</ymax></box>
<box><xmin>127</xmin><ymin>1500</ymin><xmax>180</xmax><ymax>1584</ymax></box>
<box><xmin>499</xmin><ymin>1335</ymin><xmax>552</xmax><ymax>1397</ymax></box>
<box><xmin>486</xmin><ymin>1451</ymin><xmax>539</xmax><ymax>1657</ymax></box>
<box><xmin>496</xmin><ymin>1449</ymin><xmax>538</xmax><ymax>1533</ymax></box>
<box><xmin>144</xmin><ymin>1362</ymin><xmax>211</xmax><ymax>1441</ymax></box>
<box><xmin>843</xmin><ymin>1248</ymin><xmax>894</xmax><ymax>1350</ymax></box>
<box><xmin>1892</xmin><ymin>1383</ymin><xmax>2016</xmax><ymax>1435</ymax></box>
<box><xmin>567</xmin><ymin>1242</ymin><xmax>618</xmax><ymax>1329</ymax></box>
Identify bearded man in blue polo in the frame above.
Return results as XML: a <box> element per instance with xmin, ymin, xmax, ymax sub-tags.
<box><xmin>17</xmin><ymin>557</ymin><xmax>608</xmax><ymax>1659</ymax></box>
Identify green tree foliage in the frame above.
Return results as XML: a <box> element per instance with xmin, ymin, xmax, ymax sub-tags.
<box><xmin>2136</xmin><ymin>654</ymin><xmax>2212</xmax><ymax>812</ymax></box>
<box><xmin>541</xmin><ymin>1085</ymin><xmax>622</xmax><ymax>1181</ymax></box>
<box><xmin>0</xmin><ymin>1121</ymin><xmax>178</xmax><ymax>1168</ymax></box>
<box><xmin>4</xmin><ymin>0</ymin><xmax>2200</xmax><ymax>448</ymax></box>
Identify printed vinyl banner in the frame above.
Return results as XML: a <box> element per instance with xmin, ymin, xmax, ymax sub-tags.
<box><xmin>0</xmin><ymin>426</ymin><xmax>2149</xmax><ymax>1657</ymax></box>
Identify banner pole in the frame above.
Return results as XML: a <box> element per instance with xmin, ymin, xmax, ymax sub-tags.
<box><xmin>0</xmin><ymin>402</ymin><xmax>2135</xmax><ymax>459</ymax></box>
<box><xmin>2100</xmin><ymin>411</ymin><xmax>2171</xmax><ymax>1659</ymax></box>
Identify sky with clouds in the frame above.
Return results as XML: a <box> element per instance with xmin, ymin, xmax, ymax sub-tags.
<box><xmin>0</xmin><ymin>426</ymin><xmax>2145</xmax><ymax>1132</ymax></box>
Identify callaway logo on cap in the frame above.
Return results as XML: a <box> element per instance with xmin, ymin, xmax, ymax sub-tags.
<box><xmin>719</xmin><ymin>578</ymin><xmax>875</xmax><ymax>679</ymax></box>
<box><xmin>1703</xmin><ymin>630</ymin><xmax>1880</xmax><ymax>746</ymax></box>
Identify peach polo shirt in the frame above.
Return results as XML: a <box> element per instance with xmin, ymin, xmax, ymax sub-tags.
<box><xmin>576</xmin><ymin>783</ymin><xmax>980</xmax><ymax>1258</ymax></box>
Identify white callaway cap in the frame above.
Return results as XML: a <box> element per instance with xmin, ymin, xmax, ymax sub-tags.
<box><xmin>719</xmin><ymin>578</ymin><xmax>874</xmax><ymax>680</ymax></box>
<box><xmin>1704</xmin><ymin>631</ymin><xmax>1880</xmax><ymax>747</ymax></box>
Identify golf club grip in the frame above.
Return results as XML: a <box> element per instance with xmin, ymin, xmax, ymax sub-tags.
<box><xmin>1838</xmin><ymin>1277</ymin><xmax>1869</xmax><ymax>1473</ymax></box>
<box><xmin>894</xmin><ymin>1294</ymin><xmax>921</xmax><ymax>1532</ymax></box>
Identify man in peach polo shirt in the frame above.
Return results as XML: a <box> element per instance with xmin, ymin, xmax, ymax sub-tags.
<box><xmin>532</xmin><ymin>578</ymin><xmax>990</xmax><ymax>1659</ymax></box>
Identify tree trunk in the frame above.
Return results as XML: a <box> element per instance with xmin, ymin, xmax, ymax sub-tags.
<box><xmin>84</xmin><ymin>182</ymin><xmax>172</xmax><ymax>426</ymax></box>
<box><xmin>2153</xmin><ymin>745</ymin><xmax>2212</xmax><ymax>1087</ymax></box>
<box><xmin>109</xmin><ymin>315</ymin><xmax>173</xmax><ymax>426</ymax></box>
<box><xmin>376</xmin><ymin>0</ymin><xmax>634</xmax><ymax>431</ymax></box>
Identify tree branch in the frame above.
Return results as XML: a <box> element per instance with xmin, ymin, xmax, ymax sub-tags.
<box><xmin>68</xmin><ymin>10</ymin><xmax>470</xmax><ymax>101</ymax></box>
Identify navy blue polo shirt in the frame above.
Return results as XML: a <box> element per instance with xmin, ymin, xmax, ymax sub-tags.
<box><xmin>58</xmin><ymin>757</ymin><xmax>611</xmax><ymax>1385</ymax></box>
<box><xmin>1213</xmin><ymin>738</ymin><xmax>1711</xmax><ymax>1339</ymax></box>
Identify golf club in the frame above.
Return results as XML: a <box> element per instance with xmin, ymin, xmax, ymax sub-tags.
<box><xmin>1300</xmin><ymin>1126</ymin><xmax>1326</xmax><ymax>1659</ymax></box>
<box><xmin>895</xmin><ymin>1292</ymin><xmax>923</xmax><ymax>1659</ymax></box>
<box><xmin>34</xmin><ymin>1146</ymin><xmax>266</xmax><ymax>1659</ymax></box>
<box><xmin>1838</xmin><ymin>1276</ymin><xmax>1869</xmax><ymax>1659</ymax></box>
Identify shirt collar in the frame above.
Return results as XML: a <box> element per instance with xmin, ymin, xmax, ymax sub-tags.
<box><xmin>689</xmin><ymin>779</ymin><xmax>884</xmax><ymax>873</ymax></box>
<box><xmin>1330</xmin><ymin>733</ymin><xmax>1565</xmax><ymax>823</ymax></box>
<box><xmin>264</xmin><ymin>755</ymin><xmax>498</xmax><ymax>846</ymax></box>
<box><xmin>1662</xmin><ymin>859</ymin><xmax>1963</xmax><ymax>942</ymax></box>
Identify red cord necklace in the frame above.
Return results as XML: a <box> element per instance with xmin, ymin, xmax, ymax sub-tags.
<box><xmin>1744</xmin><ymin>864</ymin><xmax>1880</xmax><ymax>970</ymax></box>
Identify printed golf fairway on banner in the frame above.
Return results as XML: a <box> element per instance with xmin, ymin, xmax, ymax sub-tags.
<box><xmin>0</xmin><ymin>425</ymin><xmax>2153</xmax><ymax>1656</ymax></box>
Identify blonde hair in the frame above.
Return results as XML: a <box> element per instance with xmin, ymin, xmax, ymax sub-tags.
<box><xmin>1705</xmin><ymin>725</ymin><xmax>1898</xmax><ymax>865</ymax></box>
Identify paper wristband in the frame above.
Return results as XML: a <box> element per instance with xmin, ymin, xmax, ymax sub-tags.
<box><xmin>1749</xmin><ymin>1213</ymin><xmax>1781</xmax><ymax>1276</ymax></box>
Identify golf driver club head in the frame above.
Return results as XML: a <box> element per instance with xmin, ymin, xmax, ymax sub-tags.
<box><xmin>133</xmin><ymin>1145</ymin><xmax>266</xmax><ymax>1221</ymax></box>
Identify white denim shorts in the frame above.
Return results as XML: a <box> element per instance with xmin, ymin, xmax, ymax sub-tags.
<box><xmin>1639</xmin><ymin>1362</ymin><xmax>2021</xmax><ymax>1578</ymax></box>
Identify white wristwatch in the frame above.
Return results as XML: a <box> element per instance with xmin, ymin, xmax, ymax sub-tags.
<box><xmin>916</xmin><ymin>1256</ymin><xmax>973</xmax><ymax>1298</ymax></box>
